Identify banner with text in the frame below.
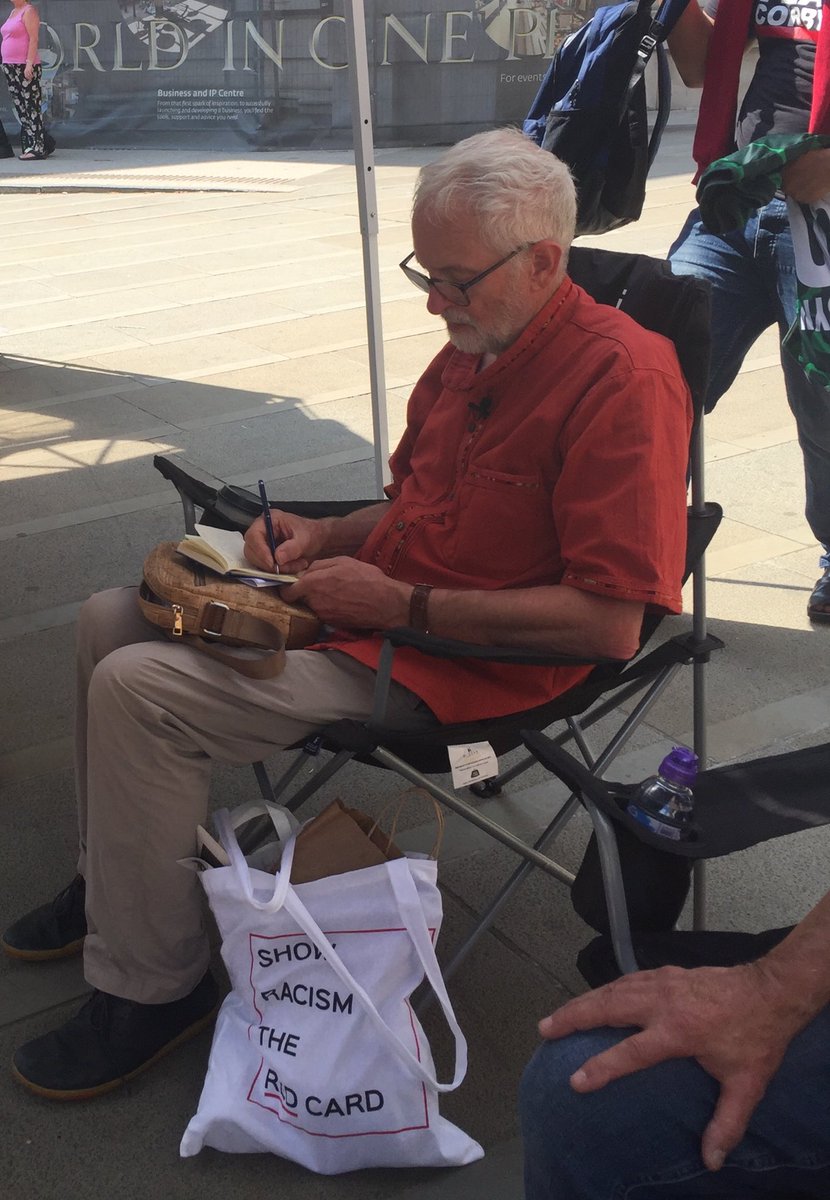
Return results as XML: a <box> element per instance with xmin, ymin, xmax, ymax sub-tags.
<box><xmin>0</xmin><ymin>1</ymin><xmax>594</xmax><ymax>149</ymax></box>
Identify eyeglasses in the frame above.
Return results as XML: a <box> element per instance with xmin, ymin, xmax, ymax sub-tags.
<box><xmin>399</xmin><ymin>245</ymin><xmax>528</xmax><ymax>307</ymax></box>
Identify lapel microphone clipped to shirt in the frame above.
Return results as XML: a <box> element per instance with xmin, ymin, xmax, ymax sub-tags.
<box><xmin>467</xmin><ymin>396</ymin><xmax>493</xmax><ymax>424</ymax></box>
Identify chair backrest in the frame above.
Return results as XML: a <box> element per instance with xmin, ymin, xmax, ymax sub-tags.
<box><xmin>568</xmin><ymin>246</ymin><xmax>717</xmax><ymax>650</ymax></box>
<box><xmin>567</xmin><ymin>245</ymin><xmax>711</xmax><ymax>419</ymax></box>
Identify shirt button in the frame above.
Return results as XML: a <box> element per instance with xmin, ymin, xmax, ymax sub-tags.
<box><xmin>395</xmin><ymin>520</ymin><xmax>405</xmax><ymax>530</ymax></box>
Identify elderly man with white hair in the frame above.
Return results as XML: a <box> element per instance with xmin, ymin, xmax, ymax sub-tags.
<box><xmin>3</xmin><ymin>127</ymin><xmax>691</xmax><ymax>1100</ymax></box>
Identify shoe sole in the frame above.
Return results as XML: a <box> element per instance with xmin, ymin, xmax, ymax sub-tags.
<box><xmin>807</xmin><ymin>608</ymin><xmax>830</xmax><ymax>624</ymax></box>
<box><xmin>1</xmin><ymin>935</ymin><xmax>85</xmax><ymax>962</ymax></box>
<box><xmin>11</xmin><ymin>1000</ymin><xmax>220</xmax><ymax>1101</ymax></box>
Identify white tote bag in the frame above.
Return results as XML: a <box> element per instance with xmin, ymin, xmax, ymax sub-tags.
<box><xmin>180</xmin><ymin>808</ymin><xmax>483</xmax><ymax>1174</ymax></box>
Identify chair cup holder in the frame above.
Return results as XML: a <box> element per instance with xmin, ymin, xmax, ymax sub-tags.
<box><xmin>572</xmin><ymin>785</ymin><xmax>697</xmax><ymax>936</ymax></box>
<box><xmin>608</xmin><ymin>783</ymin><xmax>703</xmax><ymax>850</ymax></box>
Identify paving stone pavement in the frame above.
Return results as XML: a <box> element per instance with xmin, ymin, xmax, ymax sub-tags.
<box><xmin>1</xmin><ymin>124</ymin><xmax>829</xmax><ymax>1200</ymax></box>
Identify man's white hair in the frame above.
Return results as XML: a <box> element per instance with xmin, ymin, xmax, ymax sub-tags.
<box><xmin>412</xmin><ymin>127</ymin><xmax>577</xmax><ymax>259</ymax></box>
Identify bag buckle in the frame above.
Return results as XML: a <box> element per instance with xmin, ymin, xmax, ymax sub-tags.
<box><xmin>202</xmin><ymin>601</ymin><xmax>230</xmax><ymax>638</ymax></box>
<box><xmin>172</xmin><ymin>603</ymin><xmax>184</xmax><ymax>637</ymax></box>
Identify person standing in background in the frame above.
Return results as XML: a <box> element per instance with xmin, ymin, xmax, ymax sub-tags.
<box><xmin>1</xmin><ymin>0</ymin><xmax>47</xmax><ymax>160</ymax></box>
<box><xmin>667</xmin><ymin>0</ymin><xmax>830</xmax><ymax>623</ymax></box>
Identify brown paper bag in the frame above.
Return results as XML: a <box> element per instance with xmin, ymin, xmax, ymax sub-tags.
<box><xmin>289</xmin><ymin>799</ymin><xmax>403</xmax><ymax>885</ymax></box>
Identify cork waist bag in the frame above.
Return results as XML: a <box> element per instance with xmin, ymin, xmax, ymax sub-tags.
<box><xmin>138</xmin><ymin>542</ymin><xmax>321</xmax><ymax>679</ymax></box>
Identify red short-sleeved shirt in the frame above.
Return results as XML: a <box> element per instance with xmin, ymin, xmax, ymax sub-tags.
<box><xmin>320</xmin><ymin>278</ymin><xmax>692</xmax><ymax>724</ymax></box>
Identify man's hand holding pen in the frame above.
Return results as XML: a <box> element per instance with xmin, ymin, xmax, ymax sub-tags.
<box><xmin>243</xmin><ymin>492</ymin><xmax>410</xmax><ymax>630</ymax></box>
<box><xmin>243</xmin><ymin>504</ymin><xmax>335</xmax><ymax>577</ymax></box>
<box><xmin>244</xmin><ymin>480</ymin><xmax>321</xmax><ymax>575</ymax></box>
<box><xmin>244</xmin><ymin>512</ymin><xmax>311</xmax><ymax>575</ymax></box>
<box><xmin>243</xmin><ymin>485</ymin><xmax>405</xmax><ymax>627</ymax></box>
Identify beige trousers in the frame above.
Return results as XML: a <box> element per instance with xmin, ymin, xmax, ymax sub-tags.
<box><xmin>75</xmin><ymin>587</ymin><xmax>435</xmax><ymax>1004</ymax></box>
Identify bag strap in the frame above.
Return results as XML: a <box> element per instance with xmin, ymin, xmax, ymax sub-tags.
<box><xmin>635</xmin><ymin>0</ymin><xmax>690</xmax><ymax>79</ymax></box>
<box><xmin>192</xmin><ymin>633</ymin><xmax>286</xmax><ymax>680</ymax></box>
<box><xmin>624</xmin><ymin>0</ymin><xmax>690</xmax><ymax>166</ymax></box>
<box><xmin>226</xmin><ymin>799</ymin><xmax>298</xmax><ymax>851</ymax></box>
<box><xmin>647</xmin><ymin>44</ymin><xmax>672</xmax><ymax>169</ymax></box>
<box><xmin>279</xmin><ymin>865</ymin><xmax>468</xmax><ymax>1094</ymax></box>
<box><xmin>625</xmin><ymin>0</ymin><xmax>689</xmax><ymax>103</ymax></box>
<box><xmin>215</xmin><ymin>811</ymin><xmax>468</xmax><ymax>1094</ymax></box>
<box><xmin>182</xmin><ymin>802</ymin><xmax>297</xmax><ymax>872</ymax></box>
<box><xmin>216</xmin><ymin>806</ymin><xmax>294</xmax><ymax>911</ymax></box>
<box><xmin>139</xmin><ymin>581</ymin><xmax>288</xmax><ymax>679</ymax></box>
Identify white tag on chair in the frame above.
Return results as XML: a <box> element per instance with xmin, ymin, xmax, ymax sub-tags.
<box><xmin>447</xmin><ymin>741</ymin><xmax>498</xmax><ymax>788</ymax></box>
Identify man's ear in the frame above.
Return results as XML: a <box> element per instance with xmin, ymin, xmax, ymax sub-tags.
<box><xmin>528</xmin><ymin>239</ymin><xmax>564</xmax><ymax>289</ymax></box>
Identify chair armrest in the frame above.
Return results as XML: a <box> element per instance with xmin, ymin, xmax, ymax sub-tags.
<box><xmin>382</xmin><ymin>626</ymin><xmax>624</xmax><ymax>668</ymax></box>
<box><xmin>154</xmin><ymin>453</ymin><xmax>226</xmax><ymax>510</ymax></box>
<box><xmin>521</xmin><ymin>731</ymin><xmax>615</xmax><ymax>802</ymax></box>
<box><xmin>523</xmin><ymin>730</ymin><xmax>707</xmax><ymax>857</ymax></box>
<box><xmin>154</xmin><ymin>453</ymin><xmax>379</xmax><ymax>531</ymax></box>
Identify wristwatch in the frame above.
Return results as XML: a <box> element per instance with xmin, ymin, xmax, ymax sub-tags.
<box><xmin>409</xmin><ymin>584</ymin><xmax>433</xmax><ymax>633</ymax></box>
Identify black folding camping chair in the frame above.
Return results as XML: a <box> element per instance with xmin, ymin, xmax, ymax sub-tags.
<box><xmin>154</xmin><ymin>246</ymin><xmax>723</xmax><ymax>980</ymax></box>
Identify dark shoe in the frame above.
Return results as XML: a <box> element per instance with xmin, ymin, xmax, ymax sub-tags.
<box><xmin>43</xmin><ymin>132</ymin><xmax>55</xmax><ymax>157</ymax></box>
<box><xmin>2</xmin><ymin>875</ymin><xmax>87</xmax><ymax>961</ymax></box>
<box><xmin>0</xmin><ymin>146</ymin><xmax>14</xmax><ymax>159</ymax></box>
<box><xmin>807</xmin><ymin>567</ymin><xmax>830</xmax><ymax>623</ymax></box>
<box><xmin>12</xmin><ymin>972</ymin><xmax>220</xmax><ymax>1100</ymax></box>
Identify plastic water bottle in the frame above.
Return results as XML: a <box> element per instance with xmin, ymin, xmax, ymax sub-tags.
<box><xmin>626</xmin><ymin>746</ymin><xmax>699</xmax><ymax>840</ymax></box>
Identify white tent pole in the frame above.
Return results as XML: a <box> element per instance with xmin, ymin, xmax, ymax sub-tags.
<box><xmin>343</xmin><ymin>0</ymin><xmax>391</xmax><ymax>494</ymax></box>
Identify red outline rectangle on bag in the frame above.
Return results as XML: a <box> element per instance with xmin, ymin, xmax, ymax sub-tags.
<box><xmin>245</xmin><ymin>928</ymin><xmax>436</xmax><ymax>1138</ymax></box>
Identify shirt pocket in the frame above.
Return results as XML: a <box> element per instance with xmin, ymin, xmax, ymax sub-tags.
<box><xmin>448</xmin><ymin>468</ymin><xmax>557</xmax><ymax>583</ymax></box>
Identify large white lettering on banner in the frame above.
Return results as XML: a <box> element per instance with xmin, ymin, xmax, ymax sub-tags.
<box><xmin>16</xmin><ymin>0</ymin><xmax>594</xmax><ymax>149</ymax></box>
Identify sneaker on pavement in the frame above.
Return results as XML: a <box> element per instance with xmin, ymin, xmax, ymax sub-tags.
<box><xmin>807</xmin><ymin>566</ymin><xmax>830</xmax><ymax>623</ymax></box>
<box><xmin>12</xmin><ymin>971</ymin><xmax>220</xmax><ymax>1100</ymax></box>
<box><xmin>2</xmin><ymin>875</ymin><xmax>87</xmax><ymax>961</ymax></box>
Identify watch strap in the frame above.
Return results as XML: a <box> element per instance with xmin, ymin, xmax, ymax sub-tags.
<box><xmin>409</xmin><ymin>583</ymin><xmax>433</xmax><ymax>633</ymax></box>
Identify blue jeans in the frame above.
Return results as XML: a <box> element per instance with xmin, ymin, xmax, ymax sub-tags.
<box><xmin>669</xmin><ymin>200</ymin><xmax>830</xmax><ymax>568</ymax></box>
<box><xmin>519</xmin><ymin>1008</ymin><xmax>830</xmax><ymax>1198</ymax></box>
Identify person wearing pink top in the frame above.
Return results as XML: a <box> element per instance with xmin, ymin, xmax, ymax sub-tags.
<box><xmin>1</xmin><ymin>0</ymin><xmax>51</xmax><ymax>159</ymax></box>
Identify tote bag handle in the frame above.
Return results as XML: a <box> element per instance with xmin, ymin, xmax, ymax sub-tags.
<box><xmin>215</xmin><ymin>804</ymin><xmax>295</xmax><ymax>912</ymax></box>
<box><xmin>215</xmin><ymin>810</ymin><xmax>468</xmax><ymax>1094</ymax></box>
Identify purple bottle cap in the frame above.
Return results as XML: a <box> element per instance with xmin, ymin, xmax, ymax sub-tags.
<box><xmin>658</xmin><ymin>745</ymin><xmax>699</xmax><ymax>787</ymax></box>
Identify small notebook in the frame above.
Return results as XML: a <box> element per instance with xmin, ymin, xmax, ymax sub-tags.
<box><xmin>176</xmin><ymin>523</ymin><xmax>297</xmax><ymax>584</ymax></box>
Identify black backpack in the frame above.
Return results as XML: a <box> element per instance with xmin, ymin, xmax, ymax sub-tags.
<box><xmin>523</xmin><ymin>0</ymin><xmax>689</xmax><ymax>236</ymax></box>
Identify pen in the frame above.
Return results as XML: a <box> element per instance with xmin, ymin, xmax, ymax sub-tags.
<box><xmin>257</xmin><ymin>479</ymin><xmax>279</xmax><ymax>563</ymax></box>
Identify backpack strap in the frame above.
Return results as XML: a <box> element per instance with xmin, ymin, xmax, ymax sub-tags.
<box><xmin>625</xmin><ymin>0</ymin><xmax>692</xmax><ymax>168</ymax></box>
<box><xmin>524</xmin><ymin>0</ymin><xmax>693</xmax><ymax>147</ymax></box>
<box><xmin>647</xmin><ymin>44</ymin><xmax>672</xmax><ymax>169</ymax></box>
<box><xmin>626</xmin><ymin>0</ymin><xmax>691</xmax><ymax>108</ymax></box>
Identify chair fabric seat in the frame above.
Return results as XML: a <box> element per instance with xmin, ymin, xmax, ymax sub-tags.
<box><xmin>320</xmin><ymin>666</ymin><xmax>630</xmax><ymax>771</ymax></box>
